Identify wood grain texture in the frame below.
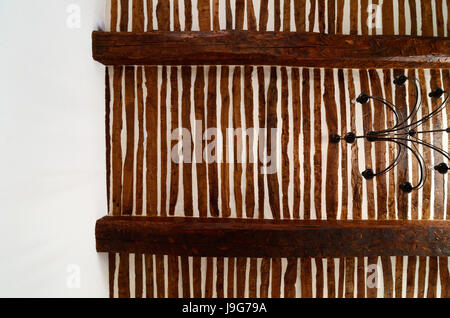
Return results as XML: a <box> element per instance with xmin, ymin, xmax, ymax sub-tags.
<box><xmin>431</xmin><ymin>69</ymin><xmax>444</xmax><ymax>220</ymax></box>
<box><xmin>259</xmin><ymin>0</ymin><xmax>269</xmax><ymax>32</ymax></box>
<box><xmin>206</xmin><ymin>66</ymin><xmax>219</xmax><ymax>217</ymax></box>
<box><xmin>144</xmin><ymin>67</ymin><xmax>157</xmax><ymax>216</ymax></box>
<box><xmin>439</xmin><ymin>257</ymin><xmax>449</xmax><ymax>298</ymax></box>
<box><xmin>108</xmin><ymin>253</ymin><xmax>115</xmax><ymax>297</ymax></box>
<box><xmin>284</xmin><ymin>258</ymin><xmax>297</xmax><ymax>297</ymax></box>
<box><xmin>248</xmin><ymin>258</ymin><xmax>257</xmax><ymax>297</ymax></box>
<box><xmin>135</xmin><ymin>253</ymin><xmax>143</xmax><ymax>298</ymax></box>
<box><xmin>168</xmin><ymin>255</ymin><xmax>178</xmax><ymax>297</ymax></box>
<box><xmin>236</xmin><ymin>258</ymin><xmax>246</xmax><ymax>297</ymax></box>
<box><xmin>418</xmin><ymin>69</ymin><xmax>432</xmax><ymax>220</ymax></box>
<box><xmin>122</xmin><ymin>67</ymin><xmax>135</xmax><ymax>215</ymax></box>
<box><xmin>393</xmin><ymin>69</ymin><xmax>408</xmax><ymax>220</ymax></box>
<box><xmin>96</xmin><ymin>216</ymin><xmax>450</xmax><ymax>257</ymax></box>
<box><xmin>135</xmin><ymin>67</ymin><xmax>144</xmax><ymax>215</ymax></box>
<box><xmin>293</xmin><ymin>0</ymin><xmax>305</xmax><ymax>32</ymax></box>
<box><xmin>383</xmin><ymin>70</ymin><xmax>397</xmax><ymax>220</ymax></box>
<box><xmin>324</xmin><ymin>68</ymin><xmax>338</xmax><ymax>220</ymax></box>
<box><xmin>313</xmin><ymin>69</ymin><xmax>322</xmax><ymax>219</ymax></box>
<box><xmin>144</xmin><ymin>254</ymin><xmax>154</xmax><ymax>297</ymax></box>
<box><xmin>182</xmin><ymin>66</ymin><xmax>193</xmax><ymax>216</ymax></box>
<box><xmin>92</xmin><ymin>31</ymin><xmax>450</xmax><ymax>69</ymax></box>
<box><xmin>274</xmin><ymin>0</ymin><xmax>281</xmax><ymax>31</ymax></box>
<box><xmin>110</xmin><ymin>0</ymin><xmax>118</xmax><ymax>32</ymax></box>
<box><xmin>281</xmin><ymin>67</ymin><xmax>290</xmax><ymax>219</ymax></box>
<box><xmin>244</xmin><ymin>66</ymin><xmax>255</xmax><ymax>218</ymax></box>
<box><xmin>194</xmin><ymin>67</ymin><xmax>208</xmax><ymax>218</ymax></box>
<box><xmin>315</xmin><ymin>258</ymin><xmax>324</xmax><ymax>298</ymax></box>
<box><xmin>205</xmin><ymin>258</ymin><xmax>214</xmax><ymax>297</ymax></box>
<box><xmin>119</xmin><ymin>0</ymin><xmax>129</xmax><ymax>32</ymax></box>
<box><xmin>394</xmin><ymin>256</ymin><xmax>403</xmax><ymax>297</ymax></box>
<box><xmin>216</xmin><ymin>257</ymin><xmax>224</xmax><ymax>297</ymax></box>
<box><xmin>192</xmin><ymin>257</ymin><xmax>202</xmax><ymax>297</ymax></box>
<box><xmin>257</xmin><ymin>67</ymin><xmax>266</xmax><ymax>219</ymax></box>
<box><xmin>359</xmin><ymin>70</ymin><xmax>376</xmax><ymax>220</ymax></box>
<box><xmin>160</xmin><ymin>67</ymin><xmax>168</xmax><ymax>217</ymax></box>
<box><xmin>349</xmin><ymin>0</ymin><xmax>358</xmax><ymax>35</ymax></box>
<box><xmin>180</xmin><ymin>256</ymin><xmax>190</xmax><ymax>297</ymax></box>
<box><xmin>118</xmin><ymin>253</ymin><xmax>130</xmax><ymax>298</ymax></box>
<box><xmin>327</xmin><ymin>0</ymin><xmax>335</xmax><ymax>34</ymax></box>
<box><xmin>338</xmin><ymin>69</ymin><xmax>348</xmax><ymax>220</ymax></box>
<box><xmin>246</xmin><ymin>0</ymin><xmax>257</xmax><ymax>31</ymax></box>
<box><xmin>232</xmin><ymin>67</ymin><xmax>243</xmax><ymax>218</ymax></box>
<box><xmin>301</xmin><ymin>258</ymin><xmax>312</xmax><ymax>298</ymax></box>
<box><xmin>369</xmin><ymin>69</ymin><xmax>388</xmax><ymax>220</ymax></box>
<box><xmin>266</xmin><ymin>67</ymin><xmax>281</xmax><ymax>219</ymax></box>
<box><xmin>344</xmin><ymin>257</ymin><xmax>355</xmax><ymax>298</ymax></box>
<box><xmin>292</xmin><ymin>68</ymin><xmax>301</xmax><ymax>219</ymax></box>
<box><xmin>381</xmin><ymin>256</ymin><xmax>394</xmax><ymax>298</ymax></box>
<box><xmin>348</xmin><ymin>70</ymin><xmax>363</xmax><ymax>220</ymax></box>
<box><xmin>302</xmin><ymin>68</ymin><xmax>311</xmax><ymax>220</ymax></box>
<box><xmin>111</xmin><ymin>67</ymin><xmax>123</xmax><ymax>216</ymax></box>
<box><xmin>271</xmin><ymin>258</ymin><xmax>281</xmax><ymax>297</ymax></box>
<box><xmin>169</xmin><ymin>67</ymin><xmax>179</xmax><ymax>216</ymax></box>
<box><xmin>327</xmin><ymin>258</ymin><xmax>335</xmax><ymax>297</ymax></box>
<box><xmin>220</xmin><ymin>67</ymin><xmax>231</xmax><ymax>217</ymax></box>
<box><xmin>406</xmin><ymin>256</ymin><xmax>416</xmax><ymax>298</ymax></box>
<box><xmin>227</xmin><ymin>257</ymin><xmax>235</xmax><ymax>297</ymax></box>
<box><xmin>155</xmin><ymin>255</ymin><xmax>165</xmax><ymax>297</ymax></box>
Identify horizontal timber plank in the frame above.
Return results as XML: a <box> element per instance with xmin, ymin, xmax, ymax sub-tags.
<box><xmin>92</xmin><ymin>31</ymin><xmax>450</xmax><ymax>68</ymax></box>
<box><xmin>95</xmin><ymin>216</ymin><xmax>450</xmax><ymax>257</ymax></box>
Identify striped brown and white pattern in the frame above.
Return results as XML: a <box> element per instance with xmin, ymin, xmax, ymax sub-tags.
<box><xmin>104</xmin><ymin>0</ymin><xmax>449</xmax><ymax>298</ymax></box>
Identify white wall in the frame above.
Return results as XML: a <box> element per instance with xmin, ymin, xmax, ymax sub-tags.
<box><xmin>0</xmin><ymin>0</ymin><xmax>108</xmax><ymax>297</ymax></box>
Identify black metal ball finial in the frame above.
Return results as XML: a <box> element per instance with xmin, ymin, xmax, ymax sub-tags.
<box><xmin>399</xmin><ymin>182</ymin><xmax>413</xmax><ymax>193</ymax></box>
<box><xmin>393</xmin><ymin>75</ymin><xmax>408</xmax><ymax>86</ymax></box>
<box><xmin>362</xmin><ymin>169</ymin><xmax>375</xmax><ymax>180</ymax></box>
<box><xmin>344</xmin><ymin>132</ymin><xmax>356</xmax><ymax>143</ymax></box>
<box><xmin>356</xmin><ymin>93</ymin><xmax>370</xmax><ymax>104</ymax></box>
<box><xmin>330</xmin><ymin>134</ymin><xmax>341</xmax><ymax>144</ymax></box>
<box><xmin>429</xmin><ymin>88</ymin><xmax>444</xmax><ymax>99</ymax></box>
<box><xmin>434</xmin><ymin>163</ymin><xmax>449</xmax><ymax>175</ymax></box>
<box><xmin>365</xmin><ymin>131</ymin><xmax>377</xmax><ymax>142</ymax></box>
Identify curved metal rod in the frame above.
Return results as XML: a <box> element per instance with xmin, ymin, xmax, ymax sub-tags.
<box><xmin>375</xmin><ymin>138</ymin><xmax>426</xmax><ymax>189</ymax></box>
<box><xmin>389</xmin><ymin>137</ymin><xmax>450</xmax><ymax>161</ymax></box>
<box><xmin>410</xmin><ymin>92</ymin><xmax>449</xmax><ymax>130</ymax></box>
<box><xmin>371</xmin><ymin>140</ymin><xmax>404</xmax><ymax>177</ymax></box>
<box><xmin>367</xmin><ymin>96</ymin><xmax>400</xmax><ymax>129</ymax></box>
<box><xmin>396</xmin><ymin>77</ymin><xmax>422</xmax><ymax>128</ymax></box>
<box><xmin>411</xmin><ymin>140</ymin><xmax>427</xmax><ymax>189</ymax></box>
<box><xmin>363</xmin><ymin>127</ymin><xmax>448</xmax><ymax>139</ymax></box>
<box><xmin>385</xmin><ymin>92</ymin><xmax>449</xmax><ymax>133</ymax></box>
<box><xmin>371</xmin><ymin>131</ymin><xmax>409</xmax><ymax>138</ymax></box>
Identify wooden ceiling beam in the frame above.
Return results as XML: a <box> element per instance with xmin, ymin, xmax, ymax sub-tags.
<box><xmin>96</xmin><ymin>216</ymin><xmax>450</xmax><ymax>258</ymax></box>
<box><xmin>92</xmin><ymin>31</ymin><xmax>450</xmax><ymax>69</ymax></box>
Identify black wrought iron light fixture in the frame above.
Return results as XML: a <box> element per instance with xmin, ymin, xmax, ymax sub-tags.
<box><xmin>330</xmin><ymin>75</ymin><xmax>449</xmax><ymax>193</ymax></box>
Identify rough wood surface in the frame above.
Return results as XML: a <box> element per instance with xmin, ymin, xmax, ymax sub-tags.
<box><xmin>96</xmin><ymin>216</ymin><xmax>450</xmax><ymax>258</ymax></box>
<box><xmin>93</xmin><ymin>31</ymin><xmax>450</xmax><ymax>69</ymax></box>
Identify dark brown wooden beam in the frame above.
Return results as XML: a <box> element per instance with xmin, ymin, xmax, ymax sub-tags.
<box><xmin>92</xmin><ymin>31</ymin><xmax>450</xmax><ymax>68</ymax></box>
<box><xmin>95</xmin><ymin>216</ymin><xmax>450</xmax><ymax>258</ymax></box>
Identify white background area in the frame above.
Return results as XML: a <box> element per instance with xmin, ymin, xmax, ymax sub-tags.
<box><xmin>0</xmin><ymin>0</ymin><xmax>108</xmax><ymax>297</ymax></box>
